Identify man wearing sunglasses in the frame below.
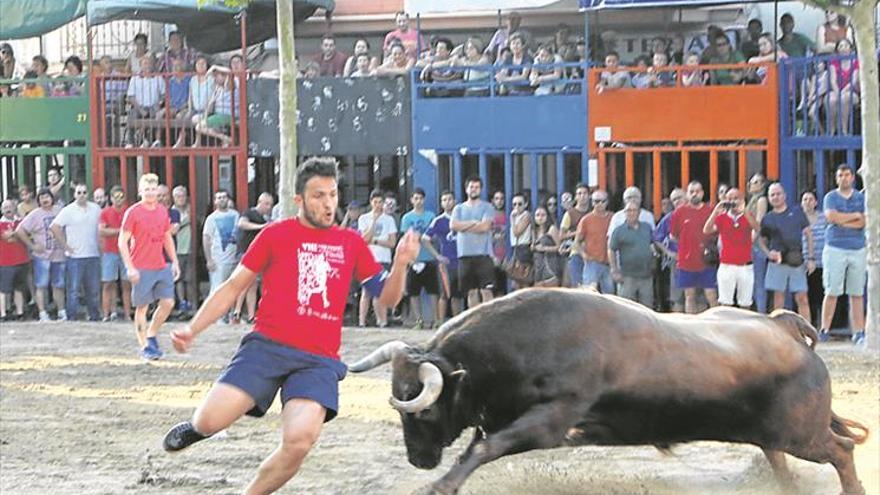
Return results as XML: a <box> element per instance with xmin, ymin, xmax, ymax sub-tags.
<box><xmin>573</xmin><ymin>190</ymin><xmax>614</xmax><ymax>293</ymax></box>
<box><xmin>50</xmin><ymin>183</ymin><xmax>102</xmax><ymax>321</ymax></box>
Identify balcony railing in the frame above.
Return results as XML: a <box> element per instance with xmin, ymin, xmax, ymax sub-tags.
<box><xmin>412</xmin><ymin>62</ymin><xmax>589</xmax><ymax>98</ymax></box>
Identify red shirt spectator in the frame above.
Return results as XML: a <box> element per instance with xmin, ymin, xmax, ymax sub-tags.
<box><xmin>577</xmin><ymin>211</ymin><xmax>612</xmax><ymax>263</ymax></box>
<box><xmin>714</xmin><ymin>213</ymin><xmax>754</xmax><ymax>265</ymax></box>
<box><xmin>121</xmin><ymin>202</ymin><xmax>171</xmax><ymax>270</ymax></box>
<box><xmin>311</xmin><ymin>35</ymin><xmax>347</xmax><ymax>77</ymax></box>
<box><xmin>100</xmin><ymin>205</ymin><xmax>125</xmax><ymax>254</ymax></box>
<box><xmin>671</xmin><ymin>202</ymin><xmax>713</xmax><ymax>271</ymax></box>
<box><xmin>383</xmin><ymin>12</ymin><xmax>427</xmax><ymax>59</ymax></box>
<box><xmin>241</xmin><ymin>218</ymin><xmax>380</xmax><ymax>359</ymax></box>
<box><xmin>0</xmin><ymin>217</ymin><xmax>29</xmax><ymax>266</ymax></box>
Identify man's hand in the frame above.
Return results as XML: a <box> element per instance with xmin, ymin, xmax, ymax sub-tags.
<box><xmin>31</xmin><ymin>244</ymin><xmax>46</xmax><ymax>255</ymax></box>
<box><xmin>768</xmin><ymin>250</ymin><xmax>783</xmax><ymax>264</ymax></box>
<box><xmin>611</xmin><ymin>268</ymin><xmax>623</xmax><ymax>283</ymax></box>
<box><xmin>806</xmin><ymin>259</ymin><xmax>816</xmax><ymax>274</ymax></box>
<box><xmin>437</xmin><ymin>255</ymin><xmax>450</xmax><ymax>265</ymax></box>
<box><xmin>128</xmin><ymin>267</ymin><xmax>141</xmax><ymax>285</ymax></box>
<box><xmin>171</xmin><ymin>326</ymin><xmax>195</xmax><ymax>353</ymax></box>
<box><xmin>394</xmin><ymin>230</ymin><xmax>421</xmax><ymax>266</ymax></box>
<box><xmin>171</xmin><ymin>261</ymin><xmax>181</xmax><ymax>281</ymax></box>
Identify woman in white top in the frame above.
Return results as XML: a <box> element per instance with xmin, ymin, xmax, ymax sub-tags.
<box><xmin>453</xmin><ymin>37</ymin><xmax>491</xmax><ymax>96</ymax></box>
<box><xmin>509</xmin><ymin>193</ymin><xmax>533</xmax><ymax>289</ymax></box>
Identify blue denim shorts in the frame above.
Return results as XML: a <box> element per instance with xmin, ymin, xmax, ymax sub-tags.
<box><xmin>33</xmin><ymin>258</ymin><xmax>65</xmax><ymax>289</ymax></box>
<box><xmin>676</xmin><ymin>267</ymin><xmax>718</xmax><ymax>289</ymax></box>
<box><xmin>822</xmin><ymin>245</ymin><xmax>866</xmax><ymax>296</ymax></box>
<box><xmin>101</xmin><ymin>252</ymin><xmax>128</xmax><ymax>282</ymax></box>
<box><xmin>131</xmin><ymin>265</ymin><xmax>174</xmax><ymax>306</ymax></box>
<box><xmin>765</xmin><ymin>262</ymin><xmax>807</xmax><ymax>294</ymax></box>
<box><xmin>218</xmin><ymin>332</ymin><xmax>348</xmax><ymax>421</ymax></box>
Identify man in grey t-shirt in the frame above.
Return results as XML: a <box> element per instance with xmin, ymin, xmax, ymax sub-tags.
<box><xmin>451</xmin><ymin>176</ymin><xmax>495</xmax><ymax>309</ymax></box>
<box><xmin>50</xmin><ymin>183</ymin><xmax>102</xmax><ymax>321</ymax></box>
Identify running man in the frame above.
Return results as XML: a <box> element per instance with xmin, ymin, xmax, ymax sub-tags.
<box><xmin>162</xmin><ymin>158</ymin><xmax>419</xmax><ymax>494</ymax></box>
<box><xmin>118</xmin><ymin>174</ymin><xmax>180</xmax><ymax>360</ymax></box>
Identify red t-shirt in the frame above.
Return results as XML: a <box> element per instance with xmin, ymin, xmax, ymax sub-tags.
<box><xmin>714</xmin><ymin>213</ymin><xmax>754</xmax><ymax>265</ymax></box>
<box><xmin>99</xmin><ymin>206</ymin><xmax>125</xmax><ymax>254</ymax></box>
<box><xmin>121</xmin><ymin>202</ymin><xmax>170</xmax><ymax>270</ymax></box>
<box><xmin>670</xmin><ymin>203</ymin><xmax>713</xmax><ymax>271</ymax></box>
<box><xmin>0</xmin><ymin>218</ymin><xmax>29</xmax><ymax>266</ymax></box>
<box><xmin>242</xmin><ymin>218</ymin><xmax>381</xmax><ymax>359</ymax></box>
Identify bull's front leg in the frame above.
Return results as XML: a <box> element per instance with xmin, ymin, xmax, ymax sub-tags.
<box><xmin>455</xmin><ymin>427</ymin><xmax>485</xmax><ymax>465</ymax></box>
<box><xmin>429</xmin><ymin>402</ymin><xmax>578</xmax><ymax>495</ymax></box>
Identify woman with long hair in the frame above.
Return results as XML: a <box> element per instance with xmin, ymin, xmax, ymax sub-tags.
<box><xmin>531</xmin><ymin>206</ymin><xmax>561</xmax><ymax>287</ymax></box>
<box><xmin>509</xmin><ymin>193</ymin><xmax>532</xmax><ymax>289</ymax></box>
<box><xmin>827</xmin><ymin>38</ymin><xmax>860</xmax><ymax>135</ymax></box>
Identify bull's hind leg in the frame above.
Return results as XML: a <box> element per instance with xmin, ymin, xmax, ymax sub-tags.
<box><xmin>787</xmin><ymin>431</ymin><xmax>865</xmax><ymax>495</ymax></box>
<box><xmin>428</xmin><ymin>401</ymin><xmax>578</xmax><ymax>495</ymax></box>
<box><xmin>761</xmin><ymin>448</ymin><xmax>796</xmax><ymax>493</ymax></box>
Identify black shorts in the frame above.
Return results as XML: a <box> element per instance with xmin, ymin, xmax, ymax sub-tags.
<box><xmin>0</xmin><ymin>263</ymin><xmax>28</xmax><ymax>294</ymax></box>
<box><xmin>407</xmin><ymin>262</ymin><xmax>439</xmax><ymax>296</ymax></box>
<box><xmin>458</xmin><ymin>255</ymin><xmax>495</xmax><ymax>293</ymax></box>
<box><xmin>443</xmin><ymin>264</ymin><xmax>463</xmax><ymax>299</ymax></box>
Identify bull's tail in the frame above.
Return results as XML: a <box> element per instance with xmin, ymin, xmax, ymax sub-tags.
<box><xmin>769</xmin><ymin>310</ymin><xmax>819</xmax><ymax>350</ymax></box>
<box><xmin>831</xmin><ymin>412</ymin><xmax>869</xmax><ymax>444</ymax></box>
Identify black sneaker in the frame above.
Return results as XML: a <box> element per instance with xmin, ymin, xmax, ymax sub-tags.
<box><xmin>162</xmin><ymin>421</ymin><xmax>209</xmax><ymax>452</ymax></box>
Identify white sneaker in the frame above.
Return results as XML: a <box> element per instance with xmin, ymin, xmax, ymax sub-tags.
<box><xmin>57</xmin><ymin>309</ymin><xmax>68</xmax><ymax>321</ymax></box>
<box><xmin>39</xmin><ymin>311</ymin><xmax>52</xmax><ymax>322</ymax></box>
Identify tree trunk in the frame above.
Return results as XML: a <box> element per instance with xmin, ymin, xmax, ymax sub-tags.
<box><xmin>276</xmin><ymin>0</ymin><xmax>298</xmax><ymax>219</ymax></box>
<box><xmin>850</xmin><ymin>0</ymin><xmax>879</xmax><ymax>351</ymax></box>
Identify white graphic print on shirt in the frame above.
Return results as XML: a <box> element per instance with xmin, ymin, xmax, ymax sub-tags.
<box><xmin>297</xmin><ymin>242</ymin><xmax>343</xmax><ymax>319</ymax></box>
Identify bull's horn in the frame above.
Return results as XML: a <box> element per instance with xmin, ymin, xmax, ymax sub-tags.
<box><xmin>348</xmin><ymin>341</ymin><xmax>409</xmax><ymax>372</ymax></box>
<box><xmin>390</xmin><ymin>362</ymin><xmax>444</xmax><ymax>413</ymax></box>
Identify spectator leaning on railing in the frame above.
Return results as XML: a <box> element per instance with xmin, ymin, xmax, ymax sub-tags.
<box><xmin>680</xmin><ymin>52</ymin><xmax>706</xmax><ymax>87</ymax></box>
<box><xmin>707</xmin><ymin>33</ymin><xmax>745</xmax><ymax>85</ymax></box>
<box><xmin>343</xmin><ymin>39</ymin><xmax>378</xmax><ymax>78</ymax></box>
<box><xmin>158</xmin><ymin>31</ymin><xmax>197</xmax><ymax>73</ymax></box>
<box><xmin>311</xmin><ymin>34</ymin><xmax>347</xmax><ymax>77</ymax></box>
<box><xmin>125</xmin><ymin>54</ymin><xmax>164</xmax><ymax>147</ymax></box>
<box><xmin>816</xmin><ymin>9</ymin><xmax>854</xmax><ymax>55</ymax></box>
<box><xmin>495</xmin><ymin>32</ymin><xmax>532</xmax><ymax>95</ymax></box>
<box><xmin>778</xmin><ymin>13</ymin><xmax>814</xmax><ymax>58</ymax></box>
<box><xmin>827</xmin><ymin>38</ymin><xmax>860</xmax><ymax>136</ymax></box>
<box><xmin>375</xmin><ymin>42</ymin><xmax>414</xmax><ymax>77</ymax></box>
<box><xmin>530</xmin><ymin>44</ymin><xmax>563</xmax><ymax>95</ymax></box>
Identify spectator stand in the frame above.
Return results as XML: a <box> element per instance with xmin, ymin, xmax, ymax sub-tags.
<box><xmin>0</xmin><ymin>75</ymin><xmax>92</xmax><ymax>200</ymax></box>
<box><xmin>588</xmin><ymin>61</ymin><xmax>779</xmax><ymax>217</ymax></box>
<box><xmin>411</xmin><ymin>61</ymin><xmax>589</xmax><ymax>216</ymax></box>
<box><xmin>778</xmin><ymin>51</ymin><xmax>874</xmax><ymax>199</ymax></box>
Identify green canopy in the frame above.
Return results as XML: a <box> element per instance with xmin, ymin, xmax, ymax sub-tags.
<box><xmin>87</xmin><ymin>0</ymin><xmax>333</xmax><ymax>52</ymax></box>
<box><xmin>0</xmin><ymin>0</ymin><xmax>87</xmax><ymax>40</ymax></box>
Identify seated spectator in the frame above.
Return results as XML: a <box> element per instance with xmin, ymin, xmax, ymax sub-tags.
<box><xmin>650</xmin><ymin>36</ymin><xmax>671</xmax><ymax>60</ymax></box>
<box><xmin>51</xmin><ymin>55</ymin><xmax>84</xmax><ymax>97</ymax></box>
<box><xmin>680</xmin><ymin>52</ymin><xmax>706</xmax><ymax>87</ymax></box>
<box><xmin>647</xmin><ymin>52</ymin><xmax>674</xmax><ymax>88</ymax></box>
<box><xmin>1</xmin><ymin>43</ymin><xmax>25</xmax><ymax>81</ymax></box>
<box><xmin>531</xmin><ymin>206</ymin><xmax>560</xmax><ymax>287</ymax></box>
<box><xmin>343</xmin><ymin>39</ymin><xmax>378</xmax><ymax>77</ymax></box>
<box><xmin>98</xmin><ymin>55</ymin><xmax>128</xmax><ymax>109</ymax></box>
<box><xmin>778</xmin><ymin>13</ymin><xmax>814</xmax><ymax>58</ymax></box>
<box><xmin>630</xmin><ymin>55</ymin><xmax>652</xmax><ymax>89</ymax></box>
<box><xmin>420</xmin><ymin>38</ymin><xmax>460</xmax><ymax>95</ymax></box>
<box><xmin>311</xmin><ymin>34</ymin><xmax>347</xmax><ymax>77</ymax></box>
<box><xmin>196</xmin><ymin>68</ymin><xmax>238</xmax><ymax>146</ymax></box>
<box><xmin>125</xmin><ymin>55</ymin><xmax>164</xmax><ymax>147</ymax></box>
<box><xmin>375</xmin><ymin>42</ymin><xmax>414</xmax><ymax>77</ymax></box>
<box><xmin>529</xmin><ymin>44</ymin><xmax>563</xmax><ymax>95</ymax></box>
<box><xmin>827</xmin><ymin>38</ymin><xmax>860</xmax><ymax>135</ymax></box>
<box><xmin>706</xmin><ymin>33</ymin><xmax>745</xmax><ymax>86</ymax></box>
<box><xmin>595</xmin><ymin>51</ymin><xmax>631</xmax><ymax>93</ymax></box>
<box><xmin>816</xmin><ymin>10</ymin><xmax>853</xmax><ymax>55</ymax></box>
<box><xmin>699</xmin><ymin>25</ymin><xmax>725</xmax><ymax>64</ymax></box>
<box><xmin>740</xmin><ymin>19</ymin><xmax>763</xmax><ymax>60</ymax></box>
<box><xmin>187</xmin><ymin>55</ymin><xmax>214</xmax><ymax>143</ymax></box>
<box><xmin>20</xmin><ymin>70</ymin><xmax>45</xmax><ymax>98</ymax></box>
<box><xmin>495</xmin><ymin>33</ymin><xmax>532</xmax><ymax>95</ymax></box>
<box><xmin>384</xmin><ymin>11</ymin><xmax>427</xmax><ymax>60</ymax></box>
<box><xmin>29</xmin><ymin>55</ymin><xmax>51</xmax><ymax>95</ymax></box>
<box><xmin>453</xmin><ymin>37</ymin><xmax>491</xmax><ymax>96</ymax></box>
<box><xmin>746</xmin><ymin>33</ymin><xmax>788</xmax><ymax>84</ymax></box>
<box><xmin>125</xmin><ymin>33</ymin><xmax>150</xmax><ymax>74</ymax></box>
<box><xmin>669</xmin><ymin>34</ymin><xmax>685</xmax><ymax>65</ymax></box>
<box><xmin>349</xmin><ymin>53</ymin><xmax>376</xmax><ymax>78</ymax></box>
<box><xmin>301</xmin><ymin>60</ymin><xmax>320</xmax><ymax>79</ymax></box>
<box><xmin>485</xmin><ymin>11</ymin><xmax>523</xmax><ymax>62</ymax></box>
<box><xmin>158</xmin><ymin>58</ymin><xmax>192</xmax><ymax>147</ymax></box>
<box><xmin>801</xmin><ymin>60</ymin><xmax>830</xmax><ymax>134</ymax></box>
<box><xmin>158</xmin><ymin>31</ymin><xmax>197</xmax><ymax>72</ymax></box>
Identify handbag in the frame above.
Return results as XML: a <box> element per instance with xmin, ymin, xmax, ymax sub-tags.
<box><xmin>504</xmin><ymin>224</ymin><xmax>534</xmax><ymax>285</ymax></box>
<box><xmin>783</xmin><ymin>250</ymin><xmax>804</xmax><ymax>267</ymax></box>
<box><xmin>702</xmin><ymin>242</ymin><xmax>720</xmax><ymax>266</ymax></box>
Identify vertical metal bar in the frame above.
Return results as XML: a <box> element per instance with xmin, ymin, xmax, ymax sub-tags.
<box><xmin>681</xmin><ymin>150</ymin><xmax>690</xmax><ymax>188</ymax></box>
<box><xmin>504</xmin><ymin>152</ymin><xmax>513</xmax><ymax>213</ymax></box>
<box><xmin>598</xmin><ymin>151</ymin><xmax>607</xmax><ymax>190</ymax></box>
<box><xmin>236</xmin><ymin>152</ymin><xmax>248</xmax><ymax>211</ymax></box>
<box><xmin>120</xmin><ymin>154</ymin><xmax>128</xmax><ymax>192</ymax></box>
<box><xmin>555</xmin><ymin>151</ymin><xmax>565</xmax><ymax>207</ymax></box>
<box><xmin>652</xmin><ymin>149</ymin><xmax>661</xmax><ymax>218</ymax></box>
<box><xmin>738</xmin><ymin>148</ymin><xmax>748</xmax><ymax>191</ymax></box>
<box><xmin>165</xmin><ymin>153</ymin><xmax>173</xmax><ymax>188</ymax></box>
<box><xmin>624</xmin><ymin>151</ymin><xmax>633</xmax><ymax>187</ymax></box>
<box><xmin>478</xmin><ymin>153</ymin><xmax>488</xmax><ymax>201</ymax></box>
<box><xmin>581</xmin><ymin>150</ymin><xmax>589</xmax><ymax>186</ymax></box>
<box><xmin>164</xmin><ymin>74</ymin><xmax>172</xmax><ymax>147</ymax></box>
<box><xmin>188</xmin><ymin>152</ymin><xmax>199</xmax><ymax>306</ymax></box>
<box><xmin>452</xmin><ymin>153</ymin><xmax>463</xmax><ymax>202</ymax></box>
<box><xmin>816</xmin><ymin>150</ymin><xmax>826</xmax><ymax>198</ymax></box>
<box><xmin>846</xmin><ymin>149</ymin><xmax>856</xmax><ymax>170</ymax></box>
<box><xmin>529</xmin><ymin>152</ymin><xmax>539</xmax><ymax>210</ymax></box>
<box><xmin>212</xmin><ymin>153</ymin><xmax>220</xmax><ymax>192</ymax></box>
<box><xmin>709</xmin><ymin>149</ymin><xmax>719</xmax><ymax>204</ymax></box>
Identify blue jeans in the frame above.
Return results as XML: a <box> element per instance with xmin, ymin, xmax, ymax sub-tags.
<box><xmin>66</xmin><ymin>257</ymin><xmax>101</xmax><ymax>321</ymax></box>
<box><xmin>752</xmin><ymin>246</ymin><xmax>768</xmax><ymax>313</ymax></box>
<box><xmin>582</xmin><ymin>261</ymin><xmax>615</xmax><ymax>294</ymax></box>
<box><xmin>567</xmin><ymin>256</ymin><xmax>584</xmax><ymax>287</ymax></box>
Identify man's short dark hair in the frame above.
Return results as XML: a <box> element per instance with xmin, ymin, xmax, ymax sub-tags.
<box><xmin>434</xmin><ymin>37</ymin><xmax>453</xmax><ymax>51</ymax></box>
<box><xmin>134</xmin><ymin>33</ymin><xmax>148</xmax><ymax>44</ymax></box>
<box><xmin>780</xmin><ymin>13</ymin><xmax>794</xmax><ymax>23</ymax></box>
<box><xmin>370</xmin><ymin>189</ymin><xmax>384</xmax><ymax>200</ymax></box>
<box><xmin>322</xmin><ymin>34</ymin><xmax>335</xmax><ymax>42</ymax></box>
<box><xmin>65</xmin><ymin>56</ymin><xmax>83</xmax><ymax>74</ymax></box>
<box><xmin>110</xmin><ymin>185</ymin><xmax>125</xmax><ymax>195</ymax></box>
<box><xmin>412</xmin><ymin>187</ymin><xmax>426</xmax><ymax>198</ymax></box>
<box><xmin>296</xmin><ymin>157</ymin><xmax>339</xmax><ymax>195</ymax></box>
<box><xmin>32</xmin><ymin>55</ymin><xmax>48</xmax><ymax>71</ymax></box>
<box><xmin>230</xmin><ymin>54</ymin><xmax>244</xmax><ymax>64</ymax></box>
<box><xmin>440</xmin><ymin>190</ymin><xmax>454</xmax><ymax>198</ymax></box>
<box><xmin>748</xmin><ymin>19</ymin><xmax>762</xmax><ymax>28</ymax></box>
<box><xmin>575</xmin><ymin>183</ymin><xmax>589</xmax><ymax>192</ymax></box>
<box><xmin>836</xmin><ymin>164</ymin><xmax>854</xmax><ymax>174</ymax></box>
<box><xmin>688</xmin><ymin>180</ymin><xmax>703</xmax><ymax>188</ymax></box>
<box><xmin>215</xmin><ymin>188</ymin><xmax>230</xmax><ymax>197</ymax></box>
<box><xmin>606</xmin><ymin>51</ymin><xmax>619</xmax><ymax>59</ymax></box>
<box><xmin>356</xmin><ymin>53</ymin><xmax>370</xmax><ymax>62</ymax></box>
<box><xmin>714</xmin><ymin>33</ymin><xmax>729</xmax><ymax>43</ymax></box>
<box><xmin>465</xmin><ymin>176</ymin><xmax>482</xmax><ymax>187</ymax></box>
<box><xmin>168</xmin><ymin>31</ymin><xmax>182</xmax><ymax>40</ymax></box>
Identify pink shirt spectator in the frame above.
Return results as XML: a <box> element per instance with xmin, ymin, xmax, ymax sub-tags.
<box><xmin>121</xmin><ymin>202</ymin><xmax>170</xmax><ymax>270</ymax></box>
<box><xmin>384</xmin><ymin>29</ymin><xmax>426</xmax><ymax>59</ymax></box>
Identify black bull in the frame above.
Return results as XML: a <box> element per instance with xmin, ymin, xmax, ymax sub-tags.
<box><xmin>349</xmin><ymin>288</ymin><xmax>868</xmax><ymax>495</ymax></box>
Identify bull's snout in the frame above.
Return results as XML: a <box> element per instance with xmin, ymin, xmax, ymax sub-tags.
<box><xmin>408</xmin><ymin>448</ymin><xmax>443</xmax><ymax>470</ymax></box>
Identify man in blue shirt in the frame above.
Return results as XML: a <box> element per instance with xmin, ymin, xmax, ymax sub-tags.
<box><xmin>451</xmin><ymin>177</ymin><xmax>495</xmax><ymax>309</ymax></box>
<box><xmin>423</xmin><ymin>190</ymin><xmax>462</xmax><ymax>324</ymax></box>
<box><xmin>759</xmin><ymin>183</ymin><xmax>815</xmax><ymax>322</ymax></box>
<box><xmin>820</xmin><ymin>165</ymin><xmax>866</xmax><ymax>344</ymax></box>
<box><xmin>653</xmin><ymin>188</ymin><xmax>686</xmax><ymax>312</ymax></box>
<box><xmin>400</xmin><ymin>188</ymin><xmax>436</xmax><ymax>329</ymax></box>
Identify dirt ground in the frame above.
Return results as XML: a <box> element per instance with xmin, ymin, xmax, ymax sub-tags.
<box><xmin>1</xmin><ymin>319</ymin><xmax>878</xmax><ymax>495</ymax></box>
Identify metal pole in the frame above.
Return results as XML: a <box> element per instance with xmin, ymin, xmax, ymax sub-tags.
<box><xmin>773</xmin><ymin>0</ymin><xmax>778</xmax><ymax>63</ymax></box>
<box><xmin>276</xmin><ymin>0</ymin><xmax>299</xmax><ymax>219</ymax></box>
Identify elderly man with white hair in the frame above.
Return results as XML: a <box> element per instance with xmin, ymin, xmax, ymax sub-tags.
<box><xmin>607</xmin><ymin>186</ymin><xmax>655</xmax><ymax>240</ymax></box>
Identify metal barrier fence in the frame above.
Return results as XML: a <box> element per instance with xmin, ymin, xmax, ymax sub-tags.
<box><xmin>412</xmin><ymin>62</ymin><xmax>588</xmax><ymax>98</ymax></box>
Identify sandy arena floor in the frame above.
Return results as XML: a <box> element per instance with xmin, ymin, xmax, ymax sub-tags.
<box><xmin>1</xmin><ymin>319</ymin><xmax>877</xmax><ymax>495</ymax></box>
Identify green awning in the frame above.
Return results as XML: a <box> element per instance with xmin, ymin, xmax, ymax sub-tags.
<box><xmin>0</xmin><ymin>0</ymin><xmax>87</xmax><ymax>40</ymax></box>
<box><xmin>87</xmin><ymin>0</ymin><xmax>333</xmax><ymax>52</ymax></box>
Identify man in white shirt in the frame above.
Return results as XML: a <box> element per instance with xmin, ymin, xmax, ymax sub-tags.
<box><xmin>126</xmin><ymin>54</ymin><xmax>165</xmax><ymax>147</ymax></box>
<box><xmin>50</xmin><ymin>183</ymin><xmax>102</xmax><ymax>321</ymax></box>
<box><xmin>357</xmin><ymin>189</ymin><xmax>397</xmax><ymax>327</ymax></box>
